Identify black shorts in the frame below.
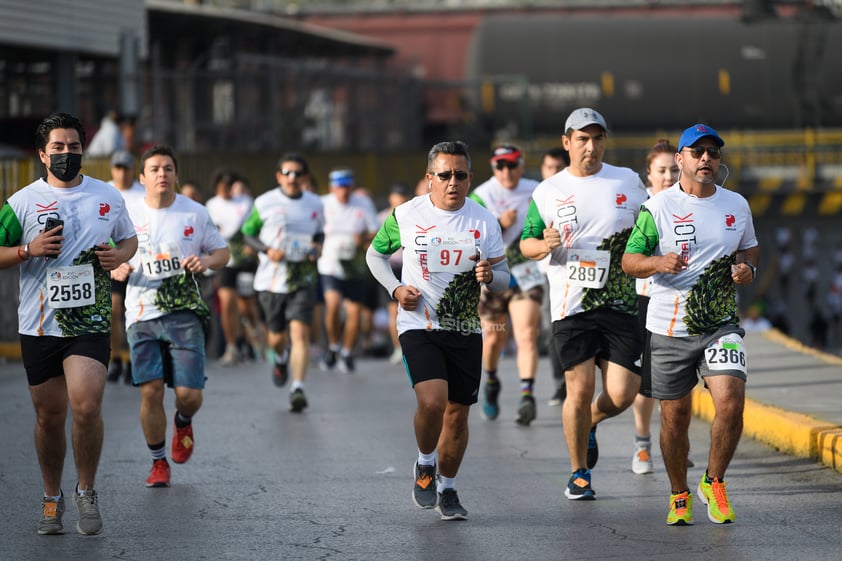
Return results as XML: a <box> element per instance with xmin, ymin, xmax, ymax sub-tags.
<box><xmin>20</xmin><ymin>333</ymin><xmax>111</xmax><ymax>386</ymax></box>
<box><xmin>320</xmin><ymin>275</ymin><xmax>366</xmax><ymax>304</ymax></box>
<box><xmin>398</xmin><ymin>330</ymin><xmax>482</xmax><ymax>405</ymax></box>
<box><xmin>257</xmin><ymin>288</ymin><xmax>316</xmax><ymax>333</ymax></box>
<box><xmin>551</xmin><ymin>309</ymin><xmax>642</xmax><ymax>375</ymax></box>
<box><xmin>111</xmin><ymin>278</ymin><xmax>128</xmax><ymax>298</ymax></box>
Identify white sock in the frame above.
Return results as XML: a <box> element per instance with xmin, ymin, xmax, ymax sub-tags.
<box><xmin>417</xmin><ymin>450</ymin><xmax>437</xmax><ymax>466</ymax></box>
<box><xmin>436</xmin><ymin>475</ymin><xmax>455</xmax><ymax>493</ymax></box>
<box><xmin>290</xmin><ymin>380</ymin><xmax>304</xmax><ymax>392</ymax></box>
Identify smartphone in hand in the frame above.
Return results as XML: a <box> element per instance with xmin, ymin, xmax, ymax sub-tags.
<box><xmin>43</xmin><ymin>217</ymin><xmax>63</xmax><ymax>258</ymax></box>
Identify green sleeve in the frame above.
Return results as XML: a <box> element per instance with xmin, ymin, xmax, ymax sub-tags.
<box><xmin>371</xmin><ymin>211</ymin><xmax>401</xmax><ymax>255</ymax></box>
<box><xmin>625</xmin><ymin>206</ymin><xmax>660</xmax><ymax>255</ymax></box>
<box><xmin>520</xmin><ymin>199</ymin><xmax>547</xmax><ymax>240</ymax></box>
<box><xmin>468</xmin><ymin>192</ymin><xmax>487</xmax><ymax>207</ymax></box>
<box><xmin>240</xmin><ymin>206</ymin><xmax>263</xmax><ymax>237</ymax></box>
<box><xmin>0</xmin><ymin>202</ymin><xmax>23</xmax><ymax>246</ymax></box>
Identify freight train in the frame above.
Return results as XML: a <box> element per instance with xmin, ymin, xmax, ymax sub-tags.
<box><xmin>464</xmin><ymin>12</ymin><xmax>842</xmax><ymax>134</ymax></box>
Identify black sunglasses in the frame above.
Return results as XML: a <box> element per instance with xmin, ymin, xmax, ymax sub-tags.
<box><xmin>430</xmin><ymin>170</ymin><xmax>469</xmax><ymax>182</ymax></box>
<box><xmin>494</xmin><ymin>161</ymin><xmax>519</xmax><ymax>171</ymax></box>
<box><xmin>683</xmin><ymin>146</ymin><xmax>721</xmax><ymax>159</ymax></box>
<box><xmin>280</xmin><ymin>168</ymin><xmax>305</xmax><ymax>178</ymax></box>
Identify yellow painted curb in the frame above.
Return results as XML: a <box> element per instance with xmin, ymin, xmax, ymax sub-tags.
<box><xmin>0</xmin><ymin>342</ymin><xmax>21</xmax><ymax>360</ymax></box>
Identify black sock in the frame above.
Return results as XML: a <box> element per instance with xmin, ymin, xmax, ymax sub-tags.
<box><xmin>175</xmin><ymin>411</ymin><xmax>192</xmax><ymax>428</ymax></box>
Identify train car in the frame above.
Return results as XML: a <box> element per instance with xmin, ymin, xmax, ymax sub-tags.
<box><xmin>465</xmin><ymin>12</ymin><xmax>842</xmax><ymax>134</ymax></box>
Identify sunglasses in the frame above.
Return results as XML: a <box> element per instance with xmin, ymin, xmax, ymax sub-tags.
<box><xmin>494</xmin><ymin>161</ymin><xmax>519</xmax><ymax>171</ymax></box>
<box><xmin>430</xmin><ymin>170</ymin><xmax>469</xmax><ymax>182</ymax></box>
<box><xmin>280</xmin><ymin>168</ymin><xmax>305</xmax><ymax>178</ymax></box>
<box><xmin>683</xmin><ymin>146</ymin><xmax>721</xmax><ymax>159</ymax></box>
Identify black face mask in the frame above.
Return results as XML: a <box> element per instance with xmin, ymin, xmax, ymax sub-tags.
<box><xmin>49</xmin><ymin>153</ymin><xmax>82</xmax><ymax>182</ymax></box>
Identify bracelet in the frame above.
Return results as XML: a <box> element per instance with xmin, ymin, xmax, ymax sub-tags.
<box><xmin>17</xmin><ymin>243</ymin><xmax>29</xmax><ymax>262</ymax></box>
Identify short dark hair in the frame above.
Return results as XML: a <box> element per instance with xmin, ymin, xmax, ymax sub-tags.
<box><xmin>427</xmin><ymin>141</ymin><xmax>471</xmax><ymax>171</ymax></box>
<box><xmin>278</xmin><ymin>152</ymin><xmax>309</xmax><ymax>175</ymax></box>
<box><xmin>35</xmin><ymin>113</ymin><xmax>86</xmax><ymax>152</ymax></box>
<box><xmin>140</xmin><ymin>144</ymin><xmax>179</xmax><ymax>174</ymax></box>
<box><xmin>544</xmin><ymin>146</ymin><xmax>570</xmax><ymax>166</ymax></box>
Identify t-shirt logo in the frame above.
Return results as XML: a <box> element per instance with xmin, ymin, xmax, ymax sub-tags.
<box><xmin>725</xmin><ymin>214</ymin><xmax>736</xmax><ymax>228</ymax></box>
<box><xmin>184</xmin><ymin>225</ymin><xmax>194</xmax><ymax>239</ymax></box>
<box><xmin>616</xmin><ymin>193</ymin><xmax>627</xmax><ymax>206</ymax></box>
<box><xmin>99</xmin><ymin>202</ymin><xmax>110</xmax><ymax>217</ymax></box>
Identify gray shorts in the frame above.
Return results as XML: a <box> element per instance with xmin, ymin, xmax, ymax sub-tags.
<box><xmin>257</xmin><ymin>288</ymin><xmax>315</xmax><ymax>333</ymax></box>
<box><xmin>646</xmin><ymin>325</ymin><xmax>747</xmax><ymax>400</ymax></box>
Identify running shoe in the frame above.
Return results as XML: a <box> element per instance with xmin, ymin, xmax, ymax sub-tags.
<box><xmin>37</xmin><ymin>494</ymin><xmax>65</xmax><ymax>535</ymax></box>
<box><xmin>632</xmin><ymin>442</ymin><xmax>655</xmax><ymax>475</ymax></box>
<box><xmin>289</xmin><ymin>388</ymin><xmax>308</xmax><ymax>413</ymax></box>
<box><xmin>564</xmin><ymin>468</ymin><xmax>595</xmax><ymax>500</ymax></box>
<box><xmin>481</xmin><ymin>380</ymin><xmax>501</xmax><ymax>420</ymax></box>
<box><xmin>338</xmin><ymin>354</ymin><xmax>355</xmax><ymax>374</ymax></box>
<box><xmin>548</xmin><ymin>382</ymin><xmax>567</xmax><ymax>406</ymax></box>
<box><xmin>319</xmin><ymin>349</ymin><xmax>337</xmax><ymax>371</ymax></box>
<box><xmin>73</xmin><ymin>489</ymin><xmax>102</xmax><ymax>535</ymax></box>
<box><xmin>412</xmin><ymin>462</ymin><xmax>437</xmax><ymax>509</ymax></box>
<box><xmin>106</xmin><ymin>359</ymin><xmax>122</xmax><ymax>383</ymax></box>
<box><xmin>171</xmin><ymin>419</ymin><xmax>194</xmax><ymax>464</ymax></box>
<box><xmin>436</xmin><ymin>488</ymin><xmax>468</xmax><ymax>520</ymax></box>
<box><xmin>123</xmin><ymin>361</ymin><xmax>133</xmax><ymax>385</ymax></box>
<box><xmin>586</xmin><ymin>426</ymin><xmax>599</xmax><ymax>469</ymax></box>
<box><xmin>145</xmin><ymin>459</ymin><xmax>171</xmax><ymax>488</ymax></box>
<box><xmin>666</xmin><ymin>491</ymin><xmax>694</xmax><ymax>526</ymax></box>
<box><xmin>697</xmin><ymin>473</ymin><xmax>735</xmax><ymax>524</ymax></box>
<box><xmin>272</xmin><ymin>360</ymin><xmax>289</xmax><ymax>387</ymax></box>
<box><xmin>515</xmin><ymin>394</ymin><xmax>537</xmax><ymax>426</ymax></box>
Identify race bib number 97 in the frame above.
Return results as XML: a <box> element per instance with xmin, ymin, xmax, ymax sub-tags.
<box><xmin>47</xmin><ymin>264</ymin><xmax>95</xmax><ymax>309</ymax></box>
<box><xmin>704</xmin><ymin>333</ymin><xmax>747</xmax><ymax>374</ymax></box>
<box><xmin>427</xmin><ymin>232</ymin><xmax>476</xmax><ymax>273</ymax></box>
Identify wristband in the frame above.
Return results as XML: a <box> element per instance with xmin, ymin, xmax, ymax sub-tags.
<box><xmin>746</xmin><ymin>263</ymin><xmax>756</xmax><ymax>279</ymax></box>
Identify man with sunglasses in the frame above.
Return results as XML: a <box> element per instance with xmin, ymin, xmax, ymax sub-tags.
<box><xmin>622</xmin><ymin>124</ymin><xmax>758</xmax><ymax>526</ymax></box>
<box><xmin>366</xmin><ymin>141</ymin><xmax>509</xmax><ymax>520</ymax></box>
<box><xmin>469</xmin><ymin>145</ymin><xmax>543</xmax><ymax>426</ymax></box>
<box><xmin>520</xmin><ymin>108</ymin><xmax>648</xmax><ymax>501</ymax></box>
<box><xmin>241</xmin><ymin>153</ymin><xmax>325</xmax><ymax>412</ymax></box>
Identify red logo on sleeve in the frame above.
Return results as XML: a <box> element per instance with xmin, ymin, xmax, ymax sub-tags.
<box><xmin>99</xmin><ymin>203</ymin><xmax>110</xmax><ymax>216</ymax></box>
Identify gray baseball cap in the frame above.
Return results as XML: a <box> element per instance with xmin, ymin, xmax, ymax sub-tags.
<box><xmin>564</xmin><ymin>108</ymin><xmax>608</xmax><ymax>133</ymax></box>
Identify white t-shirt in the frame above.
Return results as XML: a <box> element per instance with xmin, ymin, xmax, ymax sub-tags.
<box><xmin>318</xmin><ymin>192</ymin><xmax>379</xmax><ymax>280</ymax></box>
<box><xmin>109</xmin><ymin>179</ymin><xmax>145</xmax><ymax>208</ymax></box>
<box><xmin>2</xmin><ymin>176</ymin><xmax>136</xmax><ymax>336</ymax></box>
<box><xmin>124</xmin><ymin>195</ymin><xmax>228</xmax><ymax>329</ymax></box>
<box><xmin>241</xmin><ymin>188</ymin><xmax>324</xmax><ymax>294</ymax></box>
<box><xmin>206</xmin><ymin>194</ymin><xmax>254</xmax><ymax>267</ymax></box>
<box><xmin>522</xmin><ymin>163</ymin><xmax>647</xmax><ymax>320</ymax></box>
<box><xmin>370</xmin><ymin>194</ymin><xmax>505</xmax><ymax>335</ymax></box>
<box><xmin>625</xmin><ymin>184</ymin><xmax>758</xmax><ymax>337</ymax></box>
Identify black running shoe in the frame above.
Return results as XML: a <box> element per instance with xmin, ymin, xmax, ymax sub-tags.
<box><xmin>289</xmin><ymin>388</ymin><xmax>308</xmax><ymax>413</ymax></box>
<box><xmin>515</xmin><ymin>394</ymin><xmax>536</xmax><ymax>426</ymax></box>
<box><xmin>482</xmin><ymin>380</ymin><xmax>501</xmax><ymax>420</ymax></box>
<box><xmin>272</xmin><ymin>361</ymin><xmax>289</xmax><ymax>387</ymax></box>
<box><xmin>106</xmin><ymin>360</ymin><xmax>122</xmax><ymax>383</ymax></box>
<box><xmin>564</xmin><ymin>468</ymin><xmax>595</xmax><ymax>500</ymax></box>
<box><xmin>412</xmin><ymin>462</ymin><xmax>437</xmax><ymax>509</ymax></box>
<box><xmin>319</xmin><ymin>349</ymin><xmax>337</xmax><ymax>372</ymax></box>
<box><xmin>587</xmin><ymin>426</ymin><xmax>599</xmax><ymax>469</ymax></box>
<box><xmin>436</xmin><ymin>488</ymin><xmax>468</xmax><ymax>520</ymax></box>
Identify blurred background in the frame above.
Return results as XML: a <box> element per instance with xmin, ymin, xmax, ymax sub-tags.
<box><xmin>1</xmin><ymin>0</ymin><xmax>841</xmax><ymax>352</ymax></box>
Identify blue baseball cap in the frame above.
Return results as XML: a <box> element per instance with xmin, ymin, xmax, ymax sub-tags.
<box><xmin>329</xmin><ymin>168</ymin><xmax>354</xmax><ymax>187</ymax></box>
<box><xmin>678</xmin><ymin>124</ymin><xmax>725</xmax><ymax>151</ymax></box>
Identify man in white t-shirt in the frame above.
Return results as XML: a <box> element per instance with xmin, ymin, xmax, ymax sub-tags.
<box><xmin>117</xmin><ymin>145</ymin><xmax>229</xmax><ymax>490</ymax></box>
<box><xmin>623</xmin><ymin>124</ymin><xmax>759</xmax><ymax>526</ymax></box>
<box><xmin>0</xmin><ymin>113</ymin><xmax>138</xmax><ymax>535</ymax></box>
<box><xmin>317</xmin><ymin>168</ymin><xmax>378</xmax><ymax>373</ymax></box>
<box><xmin>520</xmin><ymin>108</ymin><xmax>648</xmax><ymax>501</ymax></box>
<box><xmin>241</xmin><ymin>153</ymin><xmax>325</xmax><ymax>412</ymax></box>
<box><xmin>366</xmin><ymin>140</ymin><xmax>509</xmax><ymax>521</ymax></box>
<box><xmin>106</xmin><ymin>149</ymin><xmax>145</xmax><ymax>384</ymax></box>
<box><xmin>469</xmin><ymin>145</ymin><xmax>543</xmax><ymax>426</ymax></box>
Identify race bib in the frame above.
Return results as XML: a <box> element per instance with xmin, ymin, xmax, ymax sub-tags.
<box><xmin>46</xmin><ymin>264</ymin><xmax>95</xmax><ymax>309</ymax></box>
<box><xmin>704</xmin><ymin>333</ymin><xmax>747</xmax><ymax>373</ymax></box>
<box><xmin>282</xmin><ymin>233</ymin><xmax>313</xmax><ymax>263</ymax></box>
<box><xmin>566</xmin><ymin>249</ymin><xmax>610</xmax><ymax>288</ymax></box>
<box><xmin>323</xmin><ymin>234</ymin><xmax>356</xmax><ymax>261</ymax></box>
<box><xmin>511</xmin><ymin>261</ymin><xmax>545</xmax><ymax>291</ymax></box>
<box><xmin>427</xmin><ymin>232</ymin><xmax>476</xmax><ymax>273</ymax></box>
<box><xmin>140</xmin><ymin>242</ymin><xmax>183</xmax><ymax>280</ymax></box>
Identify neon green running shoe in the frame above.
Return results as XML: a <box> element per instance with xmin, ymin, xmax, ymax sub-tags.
<box><xmin>697</xmin><ymin>473</ymin><xmax>736</xmax><ymax>524</ymax></box>
<box><xmin>666</xmin><ymin>491</ymin><xmax>693</xmax><ymax>526</ymax></box>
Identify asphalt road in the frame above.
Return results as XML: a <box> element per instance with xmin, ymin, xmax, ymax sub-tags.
<box><xmin>0</xmin><ymin>352</ymin><xmax>840</xmax><ymax>561</ymax></box>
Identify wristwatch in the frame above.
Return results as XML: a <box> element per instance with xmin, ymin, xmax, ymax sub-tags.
<box><xmin>746</xmin><ymin>263</ymin><xmax>757</xmax><ymax>279</ymax></box>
